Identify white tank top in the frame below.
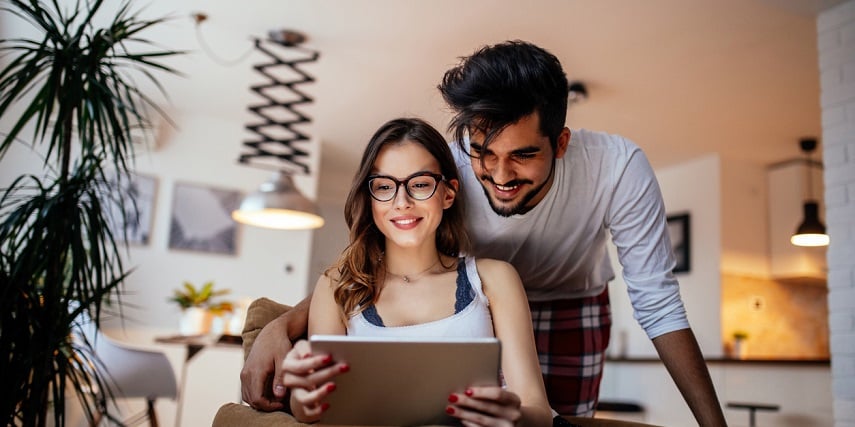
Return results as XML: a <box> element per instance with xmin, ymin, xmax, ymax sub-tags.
<box><xmin>347</xmin><ymin>256</ymin><xmax>495</xmax><ymax>338</ymax></box>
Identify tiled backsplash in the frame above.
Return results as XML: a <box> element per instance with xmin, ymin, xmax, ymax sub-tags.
<box><xmin>721</xmin><ymin>274</ymin><xmax>829</xmax><ymax>359</ymax></box>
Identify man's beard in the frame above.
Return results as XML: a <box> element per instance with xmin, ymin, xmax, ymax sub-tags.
<box><xmin>480</xmin><ymin>177</ymin><xmax>550</xmax><ymax>217</ymax></box>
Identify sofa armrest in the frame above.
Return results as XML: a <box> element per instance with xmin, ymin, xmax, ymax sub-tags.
<box><xmin>214</xmin><ymin>403</ymin><xmax>309</xmax><ymax>427</ymax></box>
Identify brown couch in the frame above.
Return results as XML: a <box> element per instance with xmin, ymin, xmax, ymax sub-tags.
<box><xmin>212</xmin><ymin>298</ymin><xmax>660</xmax><ymax>427</ymax></box>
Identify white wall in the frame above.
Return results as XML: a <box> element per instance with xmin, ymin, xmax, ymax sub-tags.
<box><xmin>105</xmin><ymin>112</ymin><xmax>319</xmax><ymax>330</ymax></box>
<box><xmin>817</xmin><ymin>1</ymin><xmax>855</xmax><ymax>425</ymax></box>
<box><xmin>721</xmin><ymin>157</ymin><xmax>770</xmax><ymax>277</ymax></box>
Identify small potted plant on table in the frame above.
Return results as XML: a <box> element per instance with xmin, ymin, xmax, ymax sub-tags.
<box><xmin>169</xmin><ymin>281</ymin><xmax>233</xmax><ymax>336</ymax></box>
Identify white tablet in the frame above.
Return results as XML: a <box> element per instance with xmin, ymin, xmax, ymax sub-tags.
<box><xmin>309</xmin><ymin>335</ymin><xmax>501</xmax><ymax>426</ymax></box>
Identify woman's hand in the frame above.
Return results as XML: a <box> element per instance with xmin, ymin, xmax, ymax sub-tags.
<box><xmin>446</xmin><ymin>386</ymin><xmax>523</xmax><ymax>426</ymax></box>
<box><xmin>283</xmin><ymin>340</ymin><xmax>350</xmax><ymax>423</ymax></box>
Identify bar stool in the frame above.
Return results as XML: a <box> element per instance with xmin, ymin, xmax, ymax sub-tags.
<box><xmin>727</xmin><ymin>401</ymin><xmax>780</xmax><ymax>427</ymax></box>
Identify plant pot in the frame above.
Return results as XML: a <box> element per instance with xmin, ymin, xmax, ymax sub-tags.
<box><xmin>179</xmin><ymin>307</ymin><xmax>213</xmax><ymax>336</ymax></box>
<box><xmin>733</xmin><ymin>338</ymin><xmax>748</xmax><ymax>359</ymax></box>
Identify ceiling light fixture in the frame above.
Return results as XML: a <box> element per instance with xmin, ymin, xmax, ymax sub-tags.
<box><xmin>230</xmin><ymin>29</ymin><xmax>324</xmax><ymax>230</ymax></box>
<box><xmin>790</xmin><ymin>138</ymin><xmax>828</xmax><ymax>247</ymax></box>
<box><xmin>231</xmin><ymin>171</ymin><xmax>324</xmax><ymax>229</ymax></box>
<box><xmin>568</xmin><ymin>81</ymin><xmax>588</xmax><ymax>103</ymax></box>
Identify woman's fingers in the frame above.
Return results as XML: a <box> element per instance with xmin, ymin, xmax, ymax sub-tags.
<box><xmin>466</xmin><ymin>386</ymin><xmax>521</xmax><ymax>405</ymax></box>
<box><xmin>292</xmin><ymin>381</ymin><xmax>337</xmax><ymax>409</ymax></box>
<box><xmin>283</xmin><ymin>356</ymin><xmax>348</xmax><ymax>389</ymax></box>
<box><xmin>446</xmin><ymin>386</ymin><xmax>522</xmax><ymax>426</ymax></box>
<box><xmin>282</xmin><ymin>340</ymin><xmax>349</xmax><ymax>390</ymax></box>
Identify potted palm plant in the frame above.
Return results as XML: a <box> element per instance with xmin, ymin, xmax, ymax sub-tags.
<box><xmin>0</xmin><ymin>0</ymin><xmax>180</xmax><ymax>425</ymax></box>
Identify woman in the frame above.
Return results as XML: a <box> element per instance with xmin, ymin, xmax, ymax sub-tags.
<box><xmin>283</xmin><ymin>118</ymin><xmax>552</xmax><ymax>426</ymax></box>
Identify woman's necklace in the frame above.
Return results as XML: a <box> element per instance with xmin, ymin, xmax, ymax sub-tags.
<box><xmin>386</xmin><ymin>258</ymin><xmax>442</xmax><ymax>283</ymax></box>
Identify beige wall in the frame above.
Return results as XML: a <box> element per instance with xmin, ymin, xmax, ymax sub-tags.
<box><xmin>721</xmin><ymin>274</ymin><xmax>829</xmax><ymax>359</ymax></box>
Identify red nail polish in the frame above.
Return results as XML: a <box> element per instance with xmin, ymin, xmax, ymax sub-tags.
<box><xmin>321</xmin><ymin>354</ymin><xmax>333</xmax><ymax>364</ymax></box>
<box><xmin>321</xmin><ymin>402</ymin><xmax>330</xmax><ymax>411</ymax></box>
<box><xmin>339</xmin><ymin>364</ymin><xmax>350</xmax><ymax>373</ymax></box>
<box><xmin>326</xmin><ymin>383</ymin><xmax>336</xmax><ymax>393</ymax></box>
<box><xmin>445</xmin><ymin>406</ymin><xmax>455</xmax><ymax>415</ymax></box>
<box><xmin>465</xmin><ymin>388</ymin><xmax>474</xmax><ymax>396</ymax></box>
<box><xmin>448</xmin><ymin>394</ymin><xmax>458</xmax><ymax>403</ymax></box>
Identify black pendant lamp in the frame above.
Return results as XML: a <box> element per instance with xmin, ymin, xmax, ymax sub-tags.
<box><xmin>790</xmin><ymin>138</ymin><xmax>829</xmax><ymax>247</ymax></box>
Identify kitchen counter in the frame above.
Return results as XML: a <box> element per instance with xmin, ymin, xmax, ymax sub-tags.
<box><xmin>601</xmin><ymin>356</ymin><xmax>832</xmax><ymax>426</ymax></box>
<box><xmin>606</xmin><ymin>356</ymin><xmax>830</xmax><ymax>365</ymax></box>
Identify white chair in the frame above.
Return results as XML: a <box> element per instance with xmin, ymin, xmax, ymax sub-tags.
<box><xmin>74</xmin><ymin>312</ymin><xmax>178</xmax><ymax>427</ymax></box>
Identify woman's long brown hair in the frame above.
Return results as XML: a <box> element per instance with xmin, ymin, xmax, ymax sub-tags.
<box><xmin>327</xmin><ymin>117</ymin><xmax>469</xmax><ymax>319</ymax></box>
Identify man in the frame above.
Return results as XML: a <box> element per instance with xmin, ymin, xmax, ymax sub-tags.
<box><xmin>241</xmin><ymin>41</ymin><xmax>727</xmax><ymax>426</ymax></box>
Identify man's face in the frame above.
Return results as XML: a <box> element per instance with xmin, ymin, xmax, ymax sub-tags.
<box><xmin>468</xmin><ymin>112</ymin><xmax>569</xmax><ymax>217</ymax></box>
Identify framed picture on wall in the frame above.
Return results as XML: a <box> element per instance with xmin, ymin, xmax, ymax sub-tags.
<box><xmin>168</xmin><ymin>181</ymin><xmax>242</xmax><ymax>255</ymax></box>
<box><xmin>667</xmin><ymin>213</ymin><xmax>691</xmax><ymax>273</ymax></box>
<box><xmin>104</xmin><ymin>171</ymin><xmax>158</xmax><ymax>245</ymax></box>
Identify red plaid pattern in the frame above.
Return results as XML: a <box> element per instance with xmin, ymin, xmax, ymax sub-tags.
<box><xmin>529</xmin><ymin>289</ymin><xmax>611</xmax><ymax>417</ymax></box>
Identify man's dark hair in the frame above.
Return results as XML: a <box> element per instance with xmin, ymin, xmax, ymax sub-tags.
<box><xmin>438</xmin><ymin>40</ymin><xmax>569</xmax><ymax>151</ymax></box>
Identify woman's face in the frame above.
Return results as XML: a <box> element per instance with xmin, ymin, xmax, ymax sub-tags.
<box><xmin>370</xmin><ymin>140</ymin><xmax>457</xmax><ymax>251</ymax></box>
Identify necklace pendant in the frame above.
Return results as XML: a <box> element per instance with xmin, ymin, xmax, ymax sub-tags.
<box><xmin>402</xmin><ymin>275</ymin><xmax>410</xmax><ymax>283</ymax></box>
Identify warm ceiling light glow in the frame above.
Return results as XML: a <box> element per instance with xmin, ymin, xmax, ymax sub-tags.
<box><xmin>231</xmin><ymin>172</ymin><xmax>324</xmax><ymax>230</ymax></box>
<box><xmin>232</xmin><ymin>208</ymin><xmax>324</xmax><ymax>230</ymax></box>
<box><xmin>791</xmin><ymin>201</ymin><xmax>829</xmax><ymax>247</ymax></box>
<box><xmin>790</xmin><ymin>233</ymin><xmax>830</xmax><ymax>247</ymax></box>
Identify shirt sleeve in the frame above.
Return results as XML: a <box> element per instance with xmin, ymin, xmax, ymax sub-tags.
<box><xmin>605</xmin><ymin>145</ymin><xmax>690</xmax><ymax>339</ymax></box>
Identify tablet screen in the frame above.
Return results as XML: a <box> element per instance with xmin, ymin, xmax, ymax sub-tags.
<box><xmin>310</xmin><ymin>335</ymin><xmax>501</xmax><ymax>426</ymax></box>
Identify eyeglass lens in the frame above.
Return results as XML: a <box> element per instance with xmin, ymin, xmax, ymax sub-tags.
<box><xmin>369</xmin><ymin>174</ymin><xmax>441</xmax><ymax>201</ymax></box>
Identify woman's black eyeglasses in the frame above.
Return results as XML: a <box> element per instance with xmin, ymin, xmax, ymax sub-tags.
<box><xmin>367</xmin><ymin>172</ymin><xmax>445</xmax><ymax>202</ymax></box>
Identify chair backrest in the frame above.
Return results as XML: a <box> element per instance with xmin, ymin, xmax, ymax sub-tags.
<box><xmin>74</xmin><ymin>311</ymin><xmax>178</xmax><ymax>400</ymax></box>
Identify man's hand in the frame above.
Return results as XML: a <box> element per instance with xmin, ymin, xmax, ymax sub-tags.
<box><xmin>240</xmin><ymin>314</ymin><xmax>292</xmax><ymax>411</ymax></box>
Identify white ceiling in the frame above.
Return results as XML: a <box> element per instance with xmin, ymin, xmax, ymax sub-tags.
<box><xmin>3</xmin><ymin>0</ymin><xmax>840</xmax><ymax>201</ymax></box>
<box><xmin>191</xmin><ymin>0</ymin><xmax>828</xmax><ymax>200</ymax></box>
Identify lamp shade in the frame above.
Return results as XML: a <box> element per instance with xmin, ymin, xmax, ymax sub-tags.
<box><xmin>790</xmin><ymin>201</ymin><xmax>829</xmax><ymax>247</ymax></box>
<box><xmin>231</xmin><ymin>172</ymin><xmax>324</xmax><ymax>230</ymax></box>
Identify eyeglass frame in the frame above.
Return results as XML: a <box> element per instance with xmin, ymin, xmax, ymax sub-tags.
<box><xmin>367</xmin><ymin>172</ymin><xmax>446</xmax><ymax>202</ymax></box>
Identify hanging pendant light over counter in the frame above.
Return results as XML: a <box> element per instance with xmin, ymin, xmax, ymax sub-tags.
<box><xmin>790</xmin><ymin>138</ymin><xmax>829</xmax><ymax>247</ymax></box>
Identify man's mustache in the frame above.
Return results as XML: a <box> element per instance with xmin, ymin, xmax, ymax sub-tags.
<box><xmin>479</xmin><ymin>175</ymin><xmax>532</xmax><ymax>188</ymax></box>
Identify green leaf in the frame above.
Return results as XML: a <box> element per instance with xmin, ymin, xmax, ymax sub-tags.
<box><xmin>0</xmin><ymin>0</ymin><xmax>182</xmax><ymax>424</ymax></box>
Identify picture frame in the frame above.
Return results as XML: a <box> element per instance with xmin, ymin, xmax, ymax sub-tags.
<box><xmin>104</xmin><ymin>171</ymin><xmax>158</xmax><ymax>245</ymax></box>
<box><xmin>168</xmin><ymin>181</ymin><xmax>242</xmax><ymax>255</ymax></box>
<box><xmin>667</xmin><ymin>213</ymin><xmax>691</xmax><ymax>273</ymax></box>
